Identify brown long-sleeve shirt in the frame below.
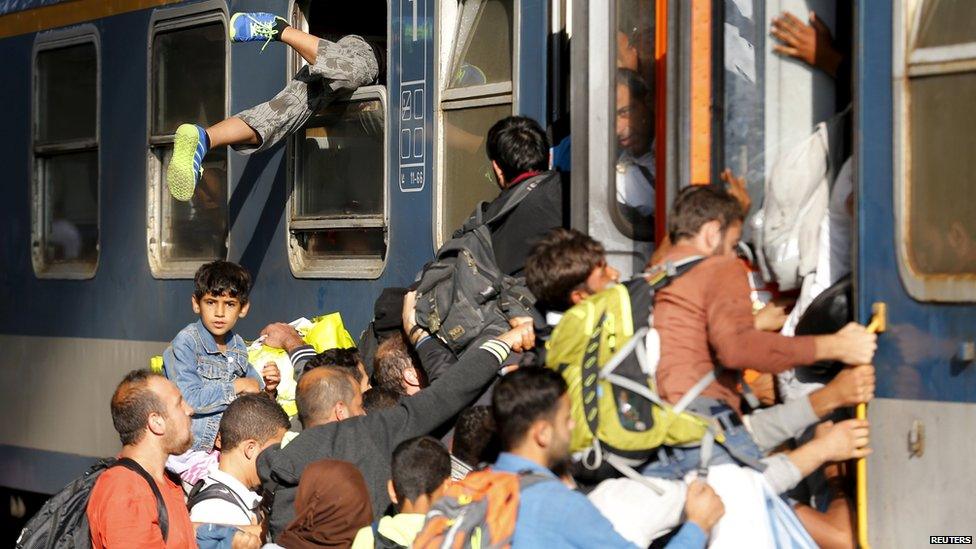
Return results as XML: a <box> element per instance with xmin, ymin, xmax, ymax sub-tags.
<box><xmin>654</xmin><ymin>244</ymin><xmax>816</xmax><ymax>414</ymax></box>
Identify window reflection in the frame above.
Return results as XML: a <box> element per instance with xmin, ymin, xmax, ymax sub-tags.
<box><xmin>296</xmin><ymin>99</ymin><xmax>384</xmax><ymax>218</ymax></box>
<box><xmin>42</xmin><ymin>151</ymin><xmax>99</xmax><ymax>264</ymax></box>
<box><xmin>614</xmin><ymin>0</ymin><xmax>656</xmax><ymax>241</ymax></box>
<box><xmin>161</xmin><ymin>147</ymin><xmax>228</xmax><ymax>262</ymax></box>
<box><xmin>448</xmin><ymin>0</ymin><xmax>513</xmax><ymax>89</ymax></box>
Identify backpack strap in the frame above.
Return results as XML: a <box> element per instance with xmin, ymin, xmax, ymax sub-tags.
<box><xmin>636</xmin><ymin>164</ymin><xmax>655</xmax><ymax>189</ymax></box>
<box><xmin>459</xmin><ymin>173</ymin><xmax>548</xmax><ymax>235</ymax></box>
<box><xmin>113</xmin><ymin>458</ymin><xmax>169</xmax><ymax>542</ymax></box>
<box><xmin>187</xmin><ymin>479</ymin><xmax>253</xmax><ymax>523</ymax></box>
<box><xmin>370</xmin><ymin>519</ymin><xmax>406</xmax><ymax>549</ymax></box>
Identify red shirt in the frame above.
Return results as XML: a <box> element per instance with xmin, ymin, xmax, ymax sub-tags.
<box><xmin>87</xmin><ymin>465</ymin><xmax>197</xmax><ymax>549</ymax></box>
<box><xmin>654</xmin><ymin>244</ymin><xmax>817</xmax><ymax>413</ymax></box>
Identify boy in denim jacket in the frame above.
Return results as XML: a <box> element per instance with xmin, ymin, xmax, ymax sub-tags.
<box><xmin>163</xmin><ymin>260</ymin><xmax>280</xmax><ymax>455</ymax></box>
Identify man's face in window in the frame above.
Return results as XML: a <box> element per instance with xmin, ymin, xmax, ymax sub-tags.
<box><xmin>616</xmin><ymin>82</ymin><xmax>652</xmax><ymax>157</ymax></box>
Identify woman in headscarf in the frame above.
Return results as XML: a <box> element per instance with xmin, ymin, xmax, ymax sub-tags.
<box><xmin>274</xmin><ymin>459</ymin><xmax>374</xmax><ymax>549</ymax></box>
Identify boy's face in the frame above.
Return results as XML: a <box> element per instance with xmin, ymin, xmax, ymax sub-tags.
<box><xmin>192</xmin><ymin>291</ymin><xmax>250</xmax><ymax>338</ymax></box>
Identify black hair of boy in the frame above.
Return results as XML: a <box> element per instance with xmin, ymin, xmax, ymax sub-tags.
<box><xmin>452</xmin><ymin>405</ymin><xmax>499</xmax><ymax>467</ymax></box>
<box><xmin>304</xmin><ymin>348</ymin><xmax>364</xmax><ymax>382</ymax></box>
<box><xmin>667</xmin><ymin>185</ymin><xmax>745</xmax><ymax>243</ymax></box>
<box><xmin>485</xmin><ymin>116</ymin><xmax>550</xmax><ymax>182</ymax></box>
<box><xmin>194</xmin><ymin>260</ymin><xmax>253</xmax><ymax>303</ymax></box>
<box><xmin>491</xmin><ymin>368</ymin><xmax>567</xmax><ymax>450</ymax></box>
<box><xmin>218</xmin><ymin>393</ymin><xmax>290</xmax><ymax>451</ymax></box>
<box><xmin>525</xmin><ymin>228</ymin><xmax>606</xmax><ymax>312</ymax></box>
<box><xmin>362</xmin><ymin>386</ymin><xmax>401</xmax><ymax>413</ymax></box>
<box><xmin>391</xmin><ymin>436</ymin><xmax>451</xmax><ymax>508</ymax></box>
<box><xmin>111</xmin><ymin>370</ymin><xmax>166</xmax><ymax>446</ymax></box>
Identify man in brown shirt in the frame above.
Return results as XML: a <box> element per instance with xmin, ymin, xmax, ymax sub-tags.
<box><xmin>654</xmin><ymin>185</ymin><xmax>876</xmax><ymax>416</ymax></box>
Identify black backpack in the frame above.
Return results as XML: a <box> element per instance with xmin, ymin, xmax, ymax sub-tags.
<box><xmin>187</xmin><ymin>478</ymin><xmax>253</xmax><ymax>524</ymax></box>
<box><xmin>414</xmin><ymin>174</ymin><xmax>550</xmax><ymax>354</ymax></box>
<box><xmin>16</xmin><ymin>457</ymin><xmax>169</xmax><ymax>549</ymax></box>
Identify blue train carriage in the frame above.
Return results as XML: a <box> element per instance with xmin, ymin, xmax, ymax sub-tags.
<box><xmin>0</xmin><ymin>0</ymin><xmax>549</xmax><ymax>506</ymax></box>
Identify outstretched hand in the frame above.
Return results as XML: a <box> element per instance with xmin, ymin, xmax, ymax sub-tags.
<box><xmin>720</xmin><ymin>168</ymin><xmax>751</xmax><ymax>215</ymax></box>
<box><xmin>770</xmin><ymin>11</ymin><xmax>843</xmax><ymax>78</ymax></box>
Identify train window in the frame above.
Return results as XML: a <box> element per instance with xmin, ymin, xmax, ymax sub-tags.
<box><xmin>286</xmin><ymin>2</ymin><xmax>388</xmax><ymax>278</ymax></box>
<box><xmin>31</xmin><ymin>34</ymin><xmax>99</xmax><ymax>279</ymax></box>
<box><xmin>612</xmin><ymin>0</ymin><xmax>656</xmax><ymax>242</ymax></box>
<box><xmin>895</xmin><ymin>0</ymin><xmax>976</xmax><ymax>300</ymax></box>
<box><xmin>147</xmin><ymin>16</ymin><xmax>228</xmax><ymax>278</ymax></box>
<box><xmin>436</xmin><ymin>0</ymin><xmax>514</xmax><ymax>246</ymax></box>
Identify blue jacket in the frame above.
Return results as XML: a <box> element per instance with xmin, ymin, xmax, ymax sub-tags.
<box><xmin>492</xmin><ymin>453</ymin><xmax>706</xmax><ymax>549</ymax></box>
<box><xmin>163</xmin><ymin>320</ymin><xmax>263</xmax><ymax>451</ymax></box>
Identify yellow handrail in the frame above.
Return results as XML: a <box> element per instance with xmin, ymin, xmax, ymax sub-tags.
<box><xmin>857</xmin><ymin>302</ymin><xmax>886</xmax><ymax>549</ymax></box>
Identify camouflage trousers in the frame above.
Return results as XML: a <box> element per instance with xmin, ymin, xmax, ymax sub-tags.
<box><xmin>234</xmin><ymin>35</ymin><xmax>378</xmax><ymax>154</ymax></box>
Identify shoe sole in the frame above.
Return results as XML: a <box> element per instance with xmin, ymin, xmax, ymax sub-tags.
<box><xmin>229</xmin><ymin>13</ymin><xmax>242</xmax><ymax>41</ymax></box>
<box><xmin>168</xmin><ymin>124</ymin><xmax>200</xmax><ymax>202</ymax></box>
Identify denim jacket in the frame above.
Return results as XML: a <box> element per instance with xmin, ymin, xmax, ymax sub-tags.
<box><xmin>163</xmin><ymin>320</ymin><xmax>263</xmax><ymax>451</ymax></box>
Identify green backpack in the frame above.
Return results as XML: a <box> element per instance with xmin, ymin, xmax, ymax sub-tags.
<box><xmin>545</xmin><ymin>257</ymin><xmax>724</xmax><ymax>488</ymax></box>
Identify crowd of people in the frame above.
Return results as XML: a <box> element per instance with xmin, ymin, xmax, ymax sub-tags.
<box><xmin>59</xmin><ymin>8</ymin><xmax>880</xmax><ymax>549</ymax></box>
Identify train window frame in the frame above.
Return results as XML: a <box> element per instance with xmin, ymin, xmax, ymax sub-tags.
<box><xmin>30</xmin><ymin>26</ymin><xmax>101</xmax><ymax>280</ymax></box>
<box><xmin>893</xmin><ymin>0</ymin><xmax>976</xmax><ymax>301</ymax></box>
<box><xmin>284</xmin><ymin>2</ymin><xmax>391</xmax><ymax>279</ymax></box>
<box><xmin>434</xmin><ymin>0</ymin><xmax>519</xmax><ymax>249</ymax></box>
<box><xmin>145</xmin><ymin>3</ymin><xmax>230</xmax><ymax>280</ymax></box>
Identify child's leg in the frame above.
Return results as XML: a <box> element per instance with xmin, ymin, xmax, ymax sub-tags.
<box><xmin>280</xmin><ymin>26</ymin><xmax>321</xmax><ymax>66</ymax></box>
<box><xmin>205</xmin><ymin>117</ymin><xmax>260</xmax><ymax>148</ymax></box>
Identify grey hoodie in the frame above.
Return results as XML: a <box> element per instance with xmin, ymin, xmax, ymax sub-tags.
<box><xmin>257</xmin><ymin>341</ymin><xmax>510</xmax><ymax>539</ymax></box>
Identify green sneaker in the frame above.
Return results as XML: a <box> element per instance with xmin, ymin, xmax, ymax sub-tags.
<box><xmin>167</xmin><ymin>124</ymin><xmax>208</xmax><ymax>202</ymax></box>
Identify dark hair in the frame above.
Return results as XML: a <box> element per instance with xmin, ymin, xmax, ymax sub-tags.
<box><xmin>111</xmin><ymin>369</ymin><xmax>166</xmax><ymax>446</ymax></box>
<box><xmin>391</xmin><ymin>436</ymin><xmax>451</xmax><ymax>508</ymax></box>
<box><xmin>616</xmin><ymin>68</ymin><xmax>651</xmax><ymax>103</ymax></box>
<box><xmin>193</xmin><ymin>260</ymin><xmax>253</xmax><ymax>303</ymax></box>
<box><xmin>296</xmin><ymin>368</ymin><xmax>357</xmax><ymax>428</ymax></box>
<box><xmin>491</xmin><ymin>368</ymin><xmax>567</xmax><ymax>451</ymax></box>
<box><xmin>306</xmin><ymin>348</ymin><xmax>364</xmax><ymax>384</ymax></box>
<box><xmin>485</xmin><ymin>116</ymin><xmax>550</xmax><ymax>182</ymax></box>
<box><xmin>525</xmin><ymin>228</ymin><xmax>607</xmax><ymax>311</ymax></box>
<box><xmin>372</xmin><ymin>335</ymin><xmax>420</xmax><ymax>396</ymax></box>
<box><xmin>452</xmin><ymin>406</ymin><xmax>499</xmax><ymax>467</ymax></box>
<box><xmin>362</xmin><ymin>386</ymin><xmax>401</xmax><ymax>413</ymax></box>
<box><xmin>668</xmin><ymin>185</ymin><xmax>745</xmax><ymax>243</ymax></box>
<box><xmin>218</xmin><ymin>393</ymin><xmax>290</xmax><ymax>451</ymax></box>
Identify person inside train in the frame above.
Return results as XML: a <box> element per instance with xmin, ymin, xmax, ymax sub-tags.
<box><xmin>165</xmin><ymin>11</ymin><xmax>380</xmax><ymax>202</ymax></box>
<box><xmin>615</xmin><ymin>68</ymin><xmax>656</xmax><ymax>233</ymax></box>
<box><xmin>87</xmin><ymin>369</ymin><xmax>260</xmax><ymax>548</ymax></box>
<box><xmin>255</xmin><ymin>322</ymin><xmax>534</xmax><ymax>540</ymax></box>
<box><xmin>162</xmin><ymin>260</ymin><xmax>280</xmax><ymax>486</ymax></box>
<box><xmin>187</xmin><ymin>394</ymin><xmax>289</xmax><ymax>529</ymax></box>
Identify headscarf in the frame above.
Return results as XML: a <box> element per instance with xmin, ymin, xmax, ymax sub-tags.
<box><xmin>276</xmin><ymin>459</ymin><xmax>373</xmax><ymax>549</ymax></box>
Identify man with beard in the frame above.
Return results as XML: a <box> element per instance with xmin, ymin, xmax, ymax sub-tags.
<box><xmin>87</xmin><ymin>370</ymin><xmax>252</xmax><ymax>548</ymax></box>
<box><xmin>490</xmin><ymin>368</ymin><xmax>722</xmax><ymax>548</ymax></box>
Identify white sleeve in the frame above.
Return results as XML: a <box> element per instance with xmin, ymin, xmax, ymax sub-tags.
<box><xmin>189</xmin><ymin>498</ymin><xmax>253</xmax><ymax>526</ymax></box>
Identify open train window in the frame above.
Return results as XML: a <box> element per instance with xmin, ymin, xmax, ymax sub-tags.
<box><xmin>31</xmin><ymin>29</ymin><xmax>99</xmax><ymax>279</ymax></box>
<box><xmin>147</xmin><ymin>7</ymin><xmax>228</xmax><ymax>279</ymax></box>
<box><xmin>894</xmin><ymin>0</ymin><xmax>976</xmax><ymax>301</ymax></box>
<box><xmin>286</xmin><ymin>0</ymin><xmax>388</xmax><ymax>278</ymax></box>
<box><xmin>435</xmin><ymin>0</ymin><xmax>515</xmax><ymax>247</ymax></box>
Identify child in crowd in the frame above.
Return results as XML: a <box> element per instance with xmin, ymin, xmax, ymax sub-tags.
<box><xmin>163</xmin><ymin>260</ymin><xmax>280</xmax><ymax>483</ymax></box>
<box><xmin>189</xmin><ymin>394</ymin><xmax>290</xmax><ymax>529</ymax></box>
<box><xmin>351</xmin><ymin>436</ymin><xmax>452</xmax><ymax>548</ymax></box>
